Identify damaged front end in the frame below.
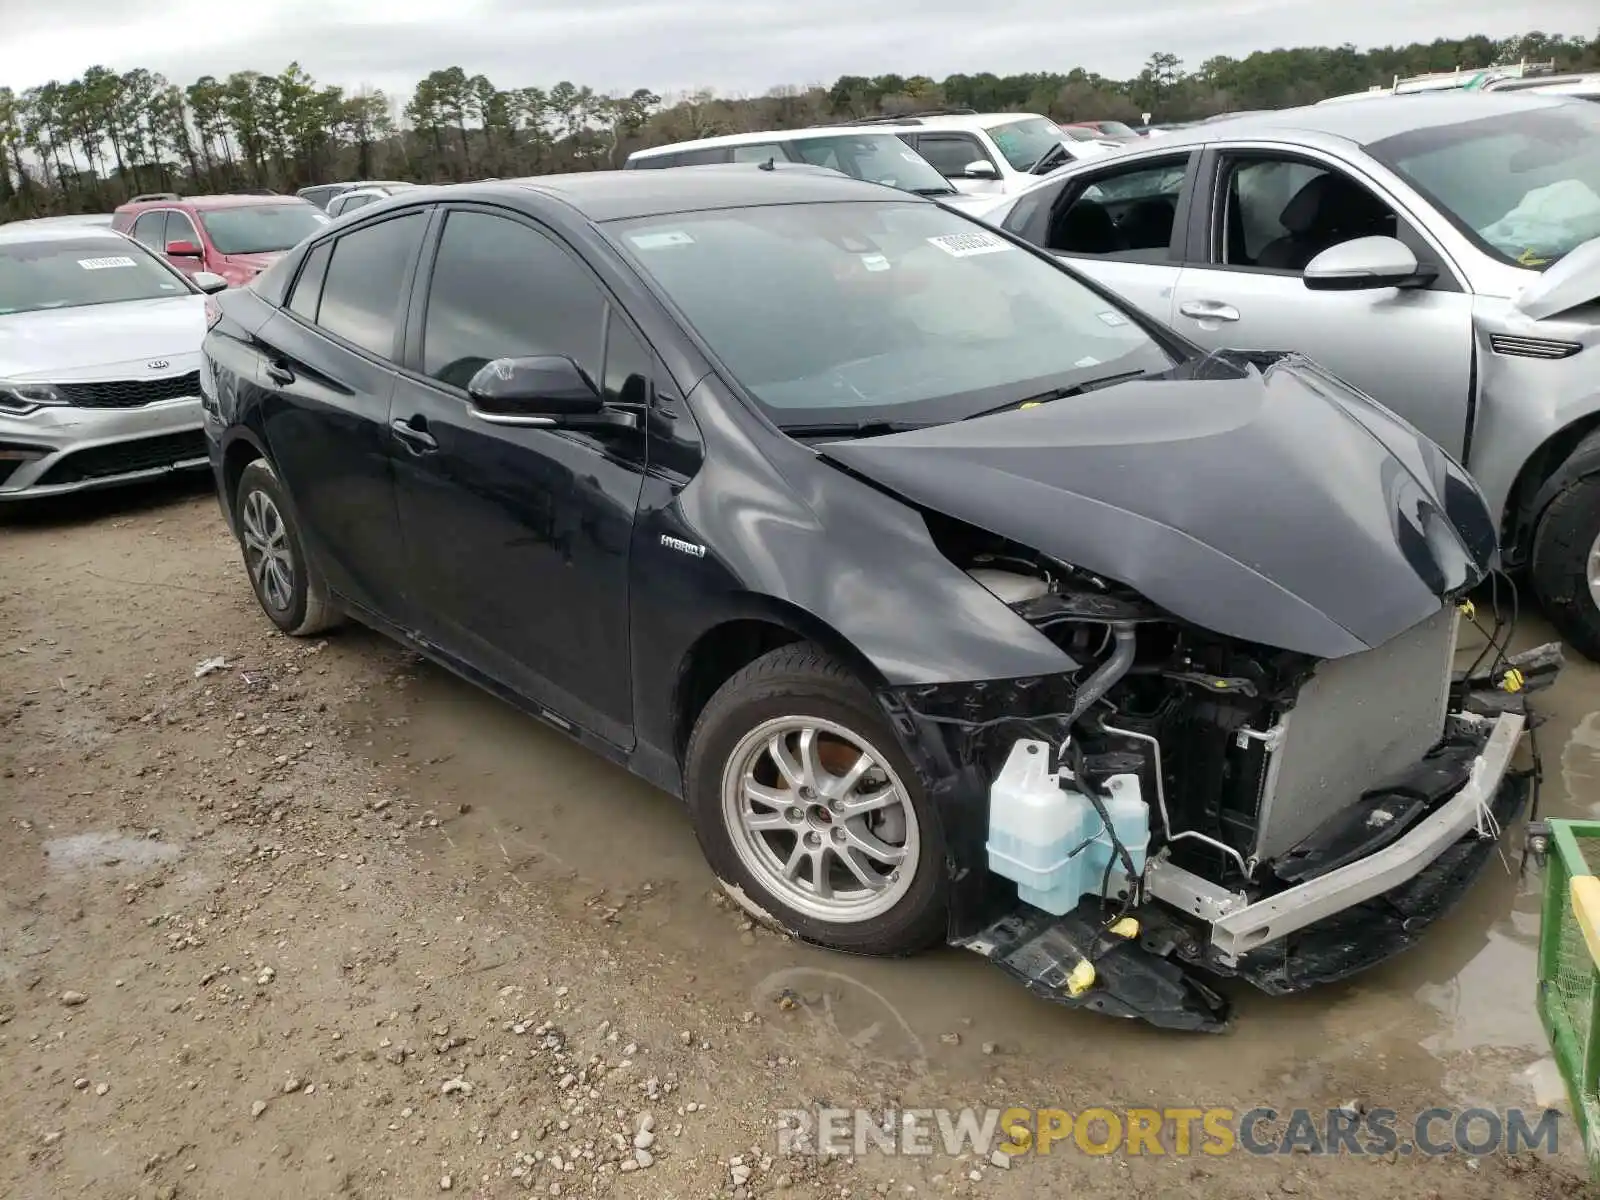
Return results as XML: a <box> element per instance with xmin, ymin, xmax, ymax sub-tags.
<box><xmin>883</xmin><ymin>581</ymin><xmax>1551</xmax><ymax>1033</ymax></box>
<box><xmin>831</xmin><ymin>355</ymin><xmax>1558</xmax><ymax>1032</ymax></box>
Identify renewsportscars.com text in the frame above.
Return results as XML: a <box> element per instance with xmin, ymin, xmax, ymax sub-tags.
<box><xmin>775</xmin><ymin>1106</ymin><xmax>1561</xmax><ymax>1158</ymax></box>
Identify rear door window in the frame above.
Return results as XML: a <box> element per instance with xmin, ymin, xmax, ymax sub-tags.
<box><xmin>675</xmin><ymin>147</ymin><xmax>732</xmax><ymax>166</ymax></box>
<box><xmin>729</xmin><ymin>143</ymin><xmax>787</xmax><ymax>163</ymax></box>
<box><xmin>288</xmin><ymin>240</ymin><xmax>332</xmax><ymax>322</ymax></box>
<box><xmin>314</xmin><ymin>213</ymin><xmax>425</xmax><ymax>359</ymax></box>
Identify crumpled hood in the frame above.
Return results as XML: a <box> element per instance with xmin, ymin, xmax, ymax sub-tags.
<box><xmin>0</xmin><ymin>296</ymin><xmax>207</xmax><ymax>381</ymax></box>
<box><xmin>820</xmin><ymin>357</ymin><xmax>1496</xmax><ymax>659</ymax></box>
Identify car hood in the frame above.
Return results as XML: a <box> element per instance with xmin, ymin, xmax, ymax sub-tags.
<box><xmin>820</xmin><ymin>357</ymin><xmax>1496</xmax><ymax>659</ymax></box>
<box><xmin>0</xmin><ymin>295</ymin><xmax>207</xmax><ymax>381</ymax></box>
<box><xmin>221</xmin><ymin>250</ymin><xmax>285</xmax><ymax>273</ymax></box>
<box><xmin>1513</xmin><ymin>233</ymin><xmax>1600</xmax><ymax>320</ymax></box>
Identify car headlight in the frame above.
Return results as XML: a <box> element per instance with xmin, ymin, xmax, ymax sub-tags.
<box><xmin>0</xmin><ymin>381</ymin><xmax>66</xmax><ymax>416</ymax></box>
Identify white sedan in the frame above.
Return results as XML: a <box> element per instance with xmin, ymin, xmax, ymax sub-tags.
<box><xmin>0</xmin><ymin>225</ymin><xmax>227</xmax><ymax>499</ymax></box>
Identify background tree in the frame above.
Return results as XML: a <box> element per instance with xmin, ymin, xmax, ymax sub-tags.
<box><xmin>1</xmin><ymin>28</ymin><xmax>1596</xmax><ymax>219</ymax></box>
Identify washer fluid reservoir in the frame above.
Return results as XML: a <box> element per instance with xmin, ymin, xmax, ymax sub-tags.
<box><xmin>986</xmin><ymin>738</ymin><xmax>1149</xmax><ymax>915</ymax></box>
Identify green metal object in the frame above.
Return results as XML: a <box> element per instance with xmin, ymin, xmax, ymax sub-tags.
<box><xmin>1537</xmin><ymin>818</ymin><xmax>1600</xmax><ymax>1176</ymax></box>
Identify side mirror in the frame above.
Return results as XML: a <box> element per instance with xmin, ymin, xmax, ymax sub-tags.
<box><xmin>466</xmin><ymin>355</ymin><xmax>605</xmax><ymax>426</ymax></box>
<box><xmin>962</xmin><ymin>160</ymin><xmax>999</xmax><ymax>179</ymax></box>
<box><xmin>1303</xmin><ymin>236</ymin><xmax>1434</xmax><ymax>291</ymax></box>
<box><xmin>191</xmin><ymin>271</ymin><xmax>228</xmax><ymax>294</ymax></box>
<box><xmin>166</xmin><ymin>240</ymin><xmax>202</xmax><ymax>258</ymax></box>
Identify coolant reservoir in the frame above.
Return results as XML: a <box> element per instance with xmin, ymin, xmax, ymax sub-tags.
<box><xmin>986</xmin><ymin>739</ymin><xmax>1150</xmax><ymax>916</ymax></box>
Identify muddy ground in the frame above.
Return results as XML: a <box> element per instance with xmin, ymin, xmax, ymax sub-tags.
<box><xmin>2</xmin><ymin>474</ymin><xmax>1597</xmax><ymax>1200</ymax></box>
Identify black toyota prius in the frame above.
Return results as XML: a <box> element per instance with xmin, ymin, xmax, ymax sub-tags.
<box><xmin>199</xmin><ymin>164</ymin><xmax>1539</xmax><ymax>1031</ymax></box>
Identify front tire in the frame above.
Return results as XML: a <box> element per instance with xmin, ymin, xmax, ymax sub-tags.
<box><xmin>684</xmin><ymin>643</ymin><xmax>947</xmax><ymax>956</ymax></box>
<box><xmin>234</xmin><ymin>458</ymin><xmax>340</xmax><ymax>637</ymax></box>
<box><xmin>1531</xmin><ymin>474</ymin><xmax>1600</xmax><ymax>663</ymax></box>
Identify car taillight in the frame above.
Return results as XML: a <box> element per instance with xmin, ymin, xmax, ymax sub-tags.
<box><xmin>204</xmin><ymin>295</ymin><xmax>223</xmax><ymax>330</ymax></box>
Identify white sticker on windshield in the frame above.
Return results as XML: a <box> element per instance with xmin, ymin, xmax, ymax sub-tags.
<box><xmin>1075</xmin><ymin>356</ymin><xmax>1101</xmax><ymax>368</ymax></box>
<box><xmin>926</xmin><ymin>231</ymin><xmax>1010</xmax><ymax>258</ymax></box>
<box><xmin>860</xmin><ymin>253</ymin><xmax>890</xmax><ymax>272</ymax></box>
<box><xmin>900</xmin><ymin>151</ymin><xmax>923</xmax><ymax>163</ymax></box>
<box><xmin>77</xmin><ymin>256</ymin><xmax>137</xmax><ymax>270</ymax></box>
<box><xmin>629</xmin><ymin>230</ymin><xmax>694</xmax><ymax>250</ymax></box>
<box><xmin>1097</xmin><ymin>310</ymin><xmax>1129</xmax><ymax>326</ymax></box>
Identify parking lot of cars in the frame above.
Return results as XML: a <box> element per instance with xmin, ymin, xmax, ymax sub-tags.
<box><xmin>3</xmin><ymin>72</ymin><xmax>1600</xmax><ymax>1195</ymax></box>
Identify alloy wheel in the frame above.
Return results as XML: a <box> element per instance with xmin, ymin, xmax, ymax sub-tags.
<box><xmin>720</xmin><ymin>715</ymin><xmax>919</xmax><ymax>923</ymax></box>
<box><xmin>241</xmin><ymin>488</ymin><xmax>296</xmax><ymax>613</ymax></box>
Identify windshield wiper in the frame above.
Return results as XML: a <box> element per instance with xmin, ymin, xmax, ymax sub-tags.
<box><xmin>912</xmin><ymin>185</ymin><xmax>960</xmax><ymax>197</ymax></box>
<box><xmin>963</xmin><ymin>369</ymin><xmax>1152</xmax><ymax>422</ymax></box>
<box><xmin>779</xmin><ymin>419</ymin><xmax>927</xmax><ymax>439</ymax></box>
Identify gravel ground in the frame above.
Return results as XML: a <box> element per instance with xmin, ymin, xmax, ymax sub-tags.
<box><xmin>1</xmin><ymin>475</ymin><xmax>1594</xmax><ymax>1200</ymax></box>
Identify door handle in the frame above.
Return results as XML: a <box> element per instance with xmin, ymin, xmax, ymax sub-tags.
<box><xmin>390</xmin><ymin>416</ymin><xmax>438</xmax><ymax>452</ymax></box>
<box><xmin>1178</xmin><ymin>299</ymin><xmax>1240</xmax><ymax>322</ymax></box>
<box><xmin>265</xmin><ymin>360</ymin><xmax>295</xmax><ymax>386</ymax></box>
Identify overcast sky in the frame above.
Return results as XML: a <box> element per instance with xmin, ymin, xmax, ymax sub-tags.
<box><xmin>1</xmin><ymin>0</ymin><xmax>1594</xmax><ymax>103</ymax></box>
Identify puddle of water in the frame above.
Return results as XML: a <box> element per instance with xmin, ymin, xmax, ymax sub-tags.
<box><xmin>336</xmin><ymin>612</ymin><xmax>1600</xmax><ymax>1112</ymax></box>
<box><xmin>44</xmin><ymin>831</ymin><xmax>182</xmax><ymax>871</ymax></box>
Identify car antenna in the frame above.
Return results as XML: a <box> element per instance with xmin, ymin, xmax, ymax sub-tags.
<box><xmin>758</xmin><ymin>156</ymin><xmax>776</xmax><ymax>171</ymax></box>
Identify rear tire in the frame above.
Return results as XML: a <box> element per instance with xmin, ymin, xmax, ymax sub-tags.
<box><xmin>684</xmin><ymin>643</ymin><xmax>947</xmax><ymax>956</ymax></box>
<box><xmin>234</xmin><ymin>458</ymin><xmax>340</xmax><ymax>637</ymax></box>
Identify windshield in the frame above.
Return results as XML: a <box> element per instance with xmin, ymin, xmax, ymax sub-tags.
<box><xmin>0</xmin><ymin>236</ymin><xmax>190</xmax><ymax>315</ymax></box>
<box><xmin>987</xmin><ymin>118</ymin><xmax>1070</xmax><ymax>171</ymax></box>
<box><xmin>198</xmin><ymin>204</ymin><xmax>330</xmax><ymax>255</ymax></box>
<box><xmin>1368</xmin><ymin>103</ymin><xmax>1600</xmax><ymax>269</ymax></box>
<box><xmin>1093</xmin><ymin>121</ymin><xmax>1141</xmax><ymax>139</ymax></box>
<box><xmin>1059</xmin><ymin>126</ymin><xmax>1101</xmax><ymax>142</ymax></box>
<box><xmin>610</xmin><ymin>201</ymin><xmax>1173</xmax><ymax>428</ymax></box>
<box><xmin>790</xmin><ymin>134</ymin><xmax>954</xmax><ymax>195</ymax></box>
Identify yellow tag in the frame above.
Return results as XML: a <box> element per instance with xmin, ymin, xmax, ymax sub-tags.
<box><xmin>1066</xmin><ymin>959</ymin><xmax>1096</xmax><ymax>996</ymax></box>
<box><xmin>1502</xmin><ymin>668</ymin><xmax>1525</xmax><ymax>693</ymax></box>
<box><xmin>1108</xmin><ymin>917</ymin><xmax>1140</xmax><ymax>939</ymax></box>
<box><xmin>1019</xmin><ymin>401</ymin><xmax>1042</xmax><ymax>409</ymax></box>
<box><xmin>1458</xmin><ymin>599</ymin><xmax>1475</xmax><ymax>619</ymax></box>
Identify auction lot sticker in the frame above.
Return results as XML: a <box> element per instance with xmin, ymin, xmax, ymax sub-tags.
<box><xmin>926</xmin><ymin>232</ymin><xmax>1010</xmax><ymax>258</ymax></box>
<box><xmin>77</xmin><ymin>256</ymin><xmax>138</xmax><ymax>270</ymax></box>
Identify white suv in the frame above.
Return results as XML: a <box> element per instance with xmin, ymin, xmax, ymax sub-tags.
<box><xmin>849</xmin><ymin>111</ymin><xmax>1120</xmax><ymax>195</ymax></box>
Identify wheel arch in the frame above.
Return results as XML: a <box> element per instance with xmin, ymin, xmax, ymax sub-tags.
<box><xmin>221</xmin><ymin>429</ymin><xmax>270</xmax><ymax>511</ymax></box>
<box><xmin>670</xmin><ymin>595</ymin><xmax>890</xmax><ymax>770</ymax></box>
<box><xmin>1503</xmin><ymin>414</ymin><xmax>1600</xmax><ymax>567</ymax></box>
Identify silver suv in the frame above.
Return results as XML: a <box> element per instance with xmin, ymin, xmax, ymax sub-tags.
<box><xmin>966</xmin><ymin>93</ymin><xmax>1600</xmax><ymax>657</ymax></box>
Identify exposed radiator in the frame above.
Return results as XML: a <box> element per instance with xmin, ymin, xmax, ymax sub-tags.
<box><xmin>1249</xmin><ymin>605</ymin><xmax>1458</xmax><ymax>863</ymax></box>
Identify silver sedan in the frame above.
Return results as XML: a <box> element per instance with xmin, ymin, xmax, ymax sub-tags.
<box><xmin>962</xmin><ymin>92</ymin><xmax>1600</xmax><ymax>658</ymax></box>
<box><xmin>0</xmin><ymin>226</ymin><xmax>227</xmax><ymax>499</ymax></box>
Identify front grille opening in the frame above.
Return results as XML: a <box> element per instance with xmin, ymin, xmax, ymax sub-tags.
<box><xmin>56</xmin><ymin>372</ymin><xmax>202</xmax><ymax>408</ymax></box>
<box><xmin>34</xmin><ymin>431</ymin><xmax>208</xmax><ymax>486</ymax></box>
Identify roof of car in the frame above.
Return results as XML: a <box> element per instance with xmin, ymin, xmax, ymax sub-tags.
<box><xmin>113</xmin><ymin>193</ymin><xmax>314</xmax><ymax>213</ymax></box>
<box><xmin>0</xmin><ymin>223</ymin><xmax>132</xmax><ymax>246</ymax></box>
<box><xmin>1</xmin><ymin>213</ymin><xmax>116</xmax><ymax>231</ymax></box>
<box><xmin>628</xmin><ymin>126</ymin><xmax>912</xmax><ymax>158</ymax></box>
<box><xmin>503</xmin><ymin>163</ymin><xmax>920</xmax><ymax>221</ymax></box>
<box><xmin>1142</xmin><ymin>91</ymin><xmax>1579</xmax><ymax>149</ymax></box>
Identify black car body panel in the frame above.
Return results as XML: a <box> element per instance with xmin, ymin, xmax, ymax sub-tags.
<box><xmin>822</xmin><ymin>356</ymin><xmax>1494</xmax><ymax>659</ymax></box>
<box><xmin>199</xmin><ymin>168</ymin><xmax>1532</xmax><ymax>1031</ymax></box>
